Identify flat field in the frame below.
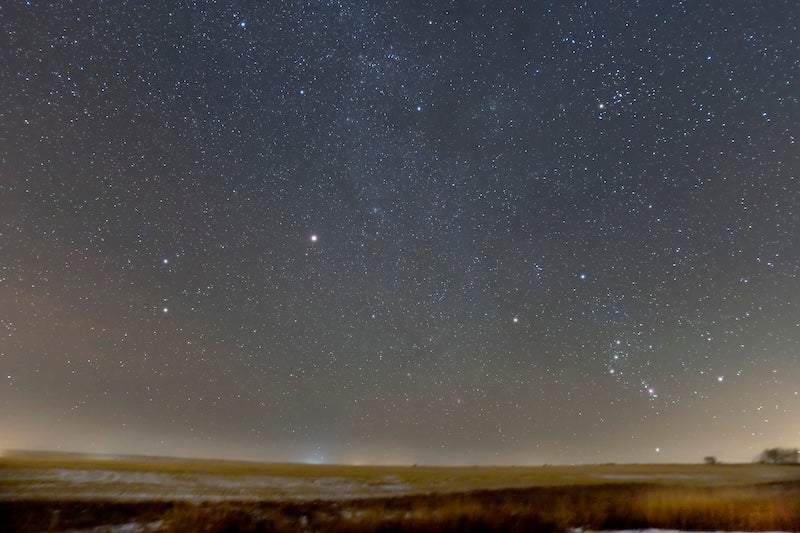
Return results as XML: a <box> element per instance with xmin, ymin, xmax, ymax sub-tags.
<box><xmin>1</xmin><ymin>453</ymin><xmax>799</xmax><ymax>532</ymax></box>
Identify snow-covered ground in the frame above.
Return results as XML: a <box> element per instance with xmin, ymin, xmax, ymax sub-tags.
<box><xmin>68</xmin><ymin>521</ymin><xmax>163</xmax><ymax>533</ymax></box>
<box><xmin>4</xmin><ymin>462</ymin><xmax>798</xmax><ymax>505</ymax></box>
<box><xmin>2</xmin><ymin>467</ymin><xmax>411</xmax><ymax>501</ymax></box>
<box><xmin>586</xmin><ymin>530</ymin><xmax>792</xmax><ymax>533</ymax></box>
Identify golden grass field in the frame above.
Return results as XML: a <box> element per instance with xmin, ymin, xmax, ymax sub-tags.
<box><xmin>1</xmin><ymin>452</ymin><xmax>800</xmax><ymax>531</ymax></box>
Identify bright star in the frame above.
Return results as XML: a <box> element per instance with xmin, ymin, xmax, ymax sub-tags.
<box><xmin>310</xmin><ymin>234</ymin><xmax>318</xmax><ymax>242</ymax></box>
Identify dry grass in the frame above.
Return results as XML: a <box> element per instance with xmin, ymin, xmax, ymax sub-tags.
<box><xmin>3</xmin><ymin>482</ymin><xmax>800</xmax><ymax>532</ymax></box>
<box><xmin>3</xmin><ymin>453</ymin><xmax>799</xmax><ymax>497</ymax></box>
<box><xmin>159</xmin><ymin>483</ymin><xmax>800</xmax><ymax>532</ymax></box>
<box><xmin>2</xmin><ymin>454</ymin><xmax>800</xmax><ymax>531</ymax></box>
<box><xmin>631</xmin><ymin>485</ymin><xmax>800</xmax><ymax>530</ymax></box>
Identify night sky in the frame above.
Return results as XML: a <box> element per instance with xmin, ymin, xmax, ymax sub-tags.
<box><xmin>1</xmin><ymin>1</ymin><xmax>798</xmax><ymax>465</ymax></box>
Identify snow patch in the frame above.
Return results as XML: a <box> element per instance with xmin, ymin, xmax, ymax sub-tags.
<box><xmin>68</xmin><ymin>520</ymin><xmax>163</xmax><ymax>533</ymax></box>
<box><xmin>582</xmin><ymin>530</ymin><xmax>792</xmax><ymax>533</ymax></box>
<box><xmin>3</xmin><ymin>468</ymin><xmax>411</xmax><ymax>501</ymax></box>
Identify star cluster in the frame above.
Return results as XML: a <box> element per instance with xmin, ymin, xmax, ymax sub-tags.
<box><xmin>1</xmin><ymin>1</ymin><xmax>798</xmax><ymax>464</ymax></box>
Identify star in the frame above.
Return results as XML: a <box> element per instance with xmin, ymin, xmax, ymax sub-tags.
<box><xmin>5</xmin><ymin>0</ymin><xmax>795</xmax><ymax>467</ymax></box>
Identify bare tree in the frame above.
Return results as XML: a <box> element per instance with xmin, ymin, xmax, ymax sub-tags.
<box><xmin>758</xmin><ymin>448</ymin><xmax>799</xmax><ymax>464</ymax></box>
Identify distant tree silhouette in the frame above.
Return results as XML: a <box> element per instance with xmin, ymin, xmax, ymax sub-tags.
<box><xmin>704</xmin><ymin>456</ymin><xmax>718</xmax><ymax>465</ymax></box>
<box><xmin>757</xmin><ymin>448</ymin><xmax>799</xmax><ymax>464</ymax></box>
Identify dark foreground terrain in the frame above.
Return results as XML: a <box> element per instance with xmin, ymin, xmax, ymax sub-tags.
<box><xmin>2</xmin><ymin>456</ymin><xmax>800</xmax><ymax>532</ymax></box>
<box><xmin>3</xmin><ymin>481</ymin><xmax>800</xmax><ymax>532</ymax></box>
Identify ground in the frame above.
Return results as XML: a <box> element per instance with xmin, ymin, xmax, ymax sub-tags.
<box><xmin>2</xmin><ymin>453</ymin><xmax>799</xmax><ymax>531</ymax></box>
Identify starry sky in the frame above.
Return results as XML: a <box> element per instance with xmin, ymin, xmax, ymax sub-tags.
<box><xmin>1</xmin><ymin>1</ymin><xmax>798</xmax><ymax>465</ymax></box>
